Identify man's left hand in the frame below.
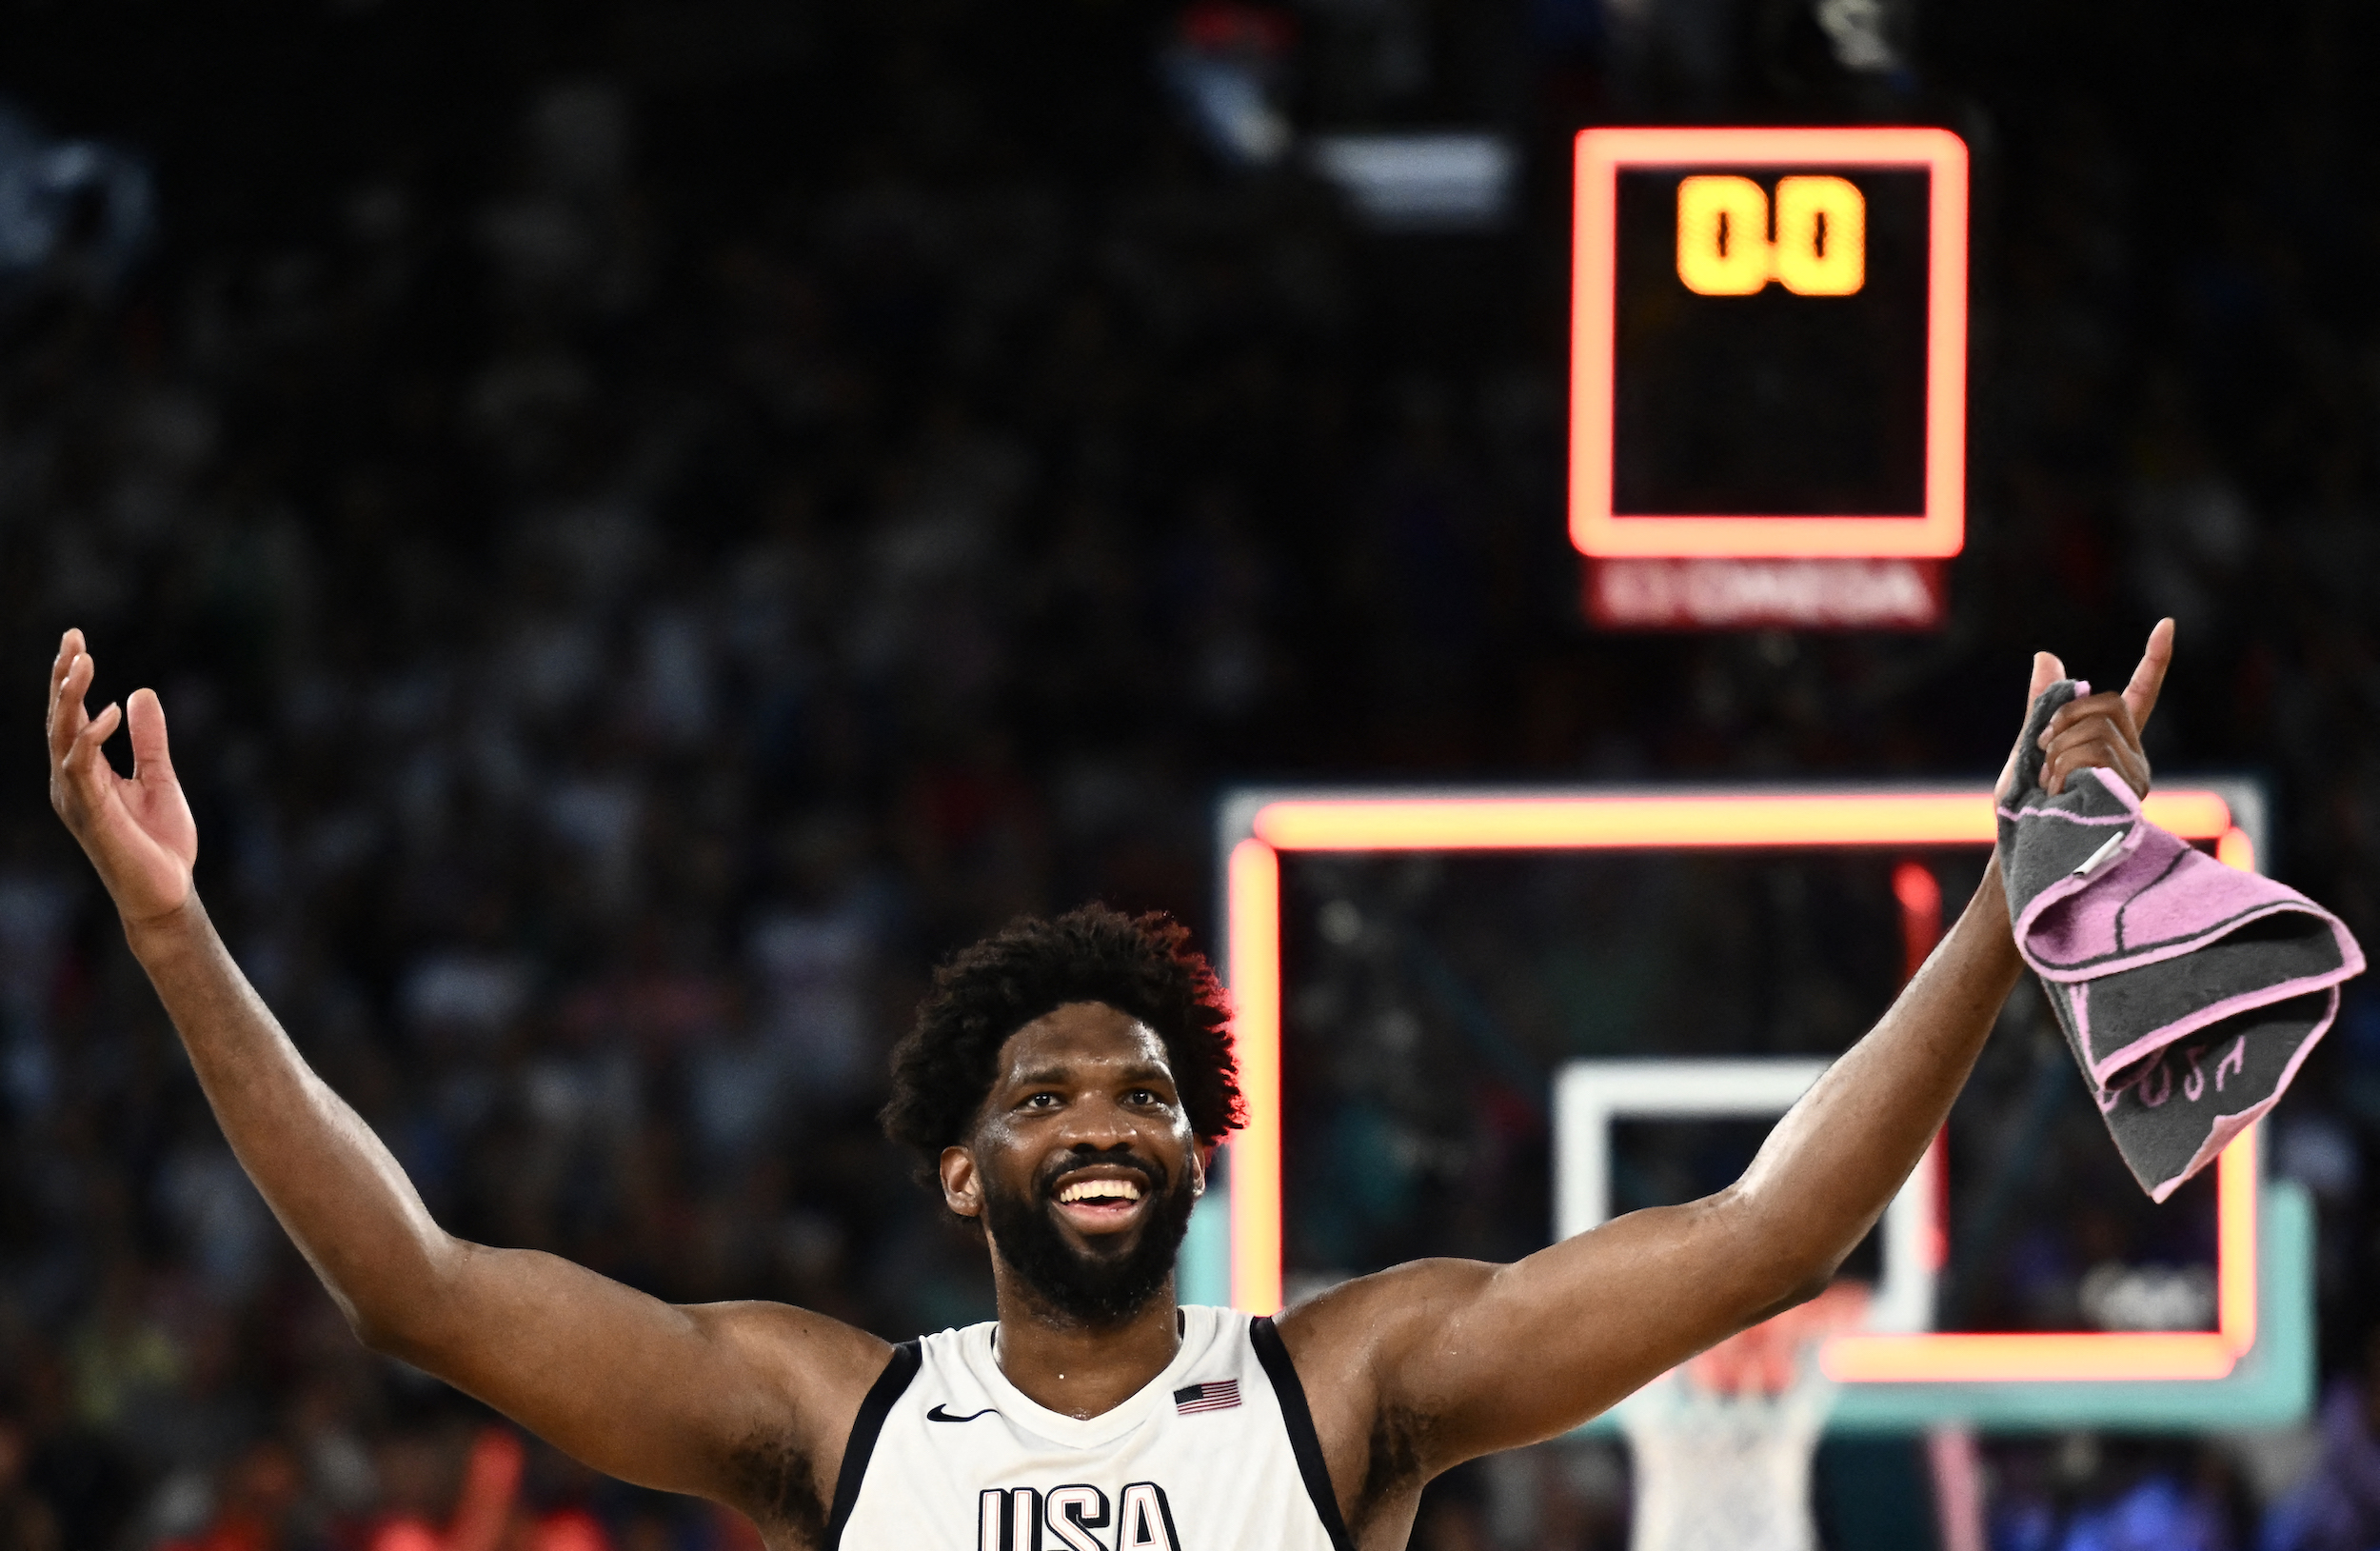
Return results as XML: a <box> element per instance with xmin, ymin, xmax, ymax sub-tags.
<box><xmin>2004</xmin><ymin>618</ymin><xmax>2173</xmax><ymax>802</ymax></box>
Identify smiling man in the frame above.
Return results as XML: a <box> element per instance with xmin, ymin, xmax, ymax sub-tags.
<box><xmin>45</xmin><ymin>622</ymin><xmax>2173</xmax><ymax>1551</ymax></box>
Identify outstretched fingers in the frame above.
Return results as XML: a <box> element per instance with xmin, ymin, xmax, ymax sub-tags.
<box><xmin>127</xmin><ymin>687</ymin><xmax>172</xmax><ymax>783</ymax></box>
<box><xmin>48</xmin><ymin>640</ymin><xmax>92</xmax><ymax>766</ymax></box>
<box><xmin>44</xmin><ymin>634</ymin><xmax>197</xmax><ymax>922</ymax></box>
<box><xmin>2122</xmin><ymin>618</ymin><xmax>2175</xmax><ymax>732</ymax></box>
<box><xmin>48</xmin><ymin>629</ymin><xmax>80</xmax><ymax>713</ymax></box>
<box><xmin>2026</xmin><ymin>649</ymin><xmax>2068</xmax><ymax>707</ymax></box>
<box><xmin>66</xmin><ymin>700</ymin><xmax>123</xmax><ymax>788</ymax></box>
<box><xmin>46</xmin><ymin>634</ymin><xmax>129</xmax><ymax>824</ymax></box>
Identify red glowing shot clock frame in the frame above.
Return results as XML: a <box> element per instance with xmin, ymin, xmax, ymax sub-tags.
<box><xmin>1569</xmin><ymin>127</ymin><xmax>1971</xmax><ymax>561</ymax></box>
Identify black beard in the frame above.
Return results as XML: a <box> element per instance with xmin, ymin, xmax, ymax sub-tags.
<box><xmin>982</xmin><ymin>1147</ymin><xmax>1197</xmax><ymax>1328</ymax></box>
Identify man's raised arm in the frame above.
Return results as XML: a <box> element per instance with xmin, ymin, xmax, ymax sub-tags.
<box><xmin>45</xmin><ymin>630</ymin><xmax>886</xmax><ymax>1541</ymax></box>
<box><xmin>1280</xmin><ymin>623</ymin><xmax>2175</xmax><ymax>1489</ymax></box>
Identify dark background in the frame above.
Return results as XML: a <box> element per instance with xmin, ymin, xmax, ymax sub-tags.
<box><xmin>0</xmin><ymin>0</ymin><xmax>2375</xmax><ymax>1548</ymax></box>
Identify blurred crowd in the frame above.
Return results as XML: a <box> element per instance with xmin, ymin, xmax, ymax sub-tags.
<box><xmin>0</xmin><ymin>1</ymin><xmax>2376</xmax><ymax>1547</ymax></box>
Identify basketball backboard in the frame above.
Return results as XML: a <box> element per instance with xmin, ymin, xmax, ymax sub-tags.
<box><xmin>1184</xmin><ymin>783</ymin><xmax>2314</xmax><ymax>1432</ymax></box>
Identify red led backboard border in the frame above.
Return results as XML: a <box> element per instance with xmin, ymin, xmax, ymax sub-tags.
<box><xmin>1223</xmin><ymin>787</ymin><xmax>2260</xmax><ymax>1385</ymax></box>
<box><xmin>1570</xmin><ymin>128</ymin><xmax>1971</xmax><ymax>559</ymax></box>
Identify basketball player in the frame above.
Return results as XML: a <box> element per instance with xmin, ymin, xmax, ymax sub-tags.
<box><xmin>45</xmin><ymin>621</ymin><xmax>2172</xmax><ymax>1550</ymax></box>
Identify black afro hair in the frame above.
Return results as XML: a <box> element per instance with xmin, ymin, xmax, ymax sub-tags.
<box><xmin>881</xmin><ymin>904</ymin><xmax>1245</xmax><ymax>1164</ymax></box>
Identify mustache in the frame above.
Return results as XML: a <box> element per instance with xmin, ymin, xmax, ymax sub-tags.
<box><xmin>1032</xmin><ymin>1147</ymin><xmax>1168</xmax><ymax>1200</ymax></box>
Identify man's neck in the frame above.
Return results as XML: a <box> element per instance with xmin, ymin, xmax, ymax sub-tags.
<box><xmin>989</xmin><ymin>1275</ymin><xmax>1182</xmax><ymax>1421</ymax></box>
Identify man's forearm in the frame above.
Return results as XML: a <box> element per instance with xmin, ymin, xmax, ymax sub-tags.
<box><xmin>1729</xmin><ymin>861</ymin><xmax>2025</xmax><ymax>1283</ymax></box>
<box><xmin>124</xmin><ymin>892</ymin><xmax>880</xmax><ymax>1511</ymax></box>
<box><xmin>127</xmin><ymin>894</ymin><xmax>454</xmax><ymax>1344</ymax></box>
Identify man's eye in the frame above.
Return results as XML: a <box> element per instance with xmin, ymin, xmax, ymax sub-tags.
<box><xmin>1022</xmin><ymin>1092</ymin><xmax>1061</xmax><ymax>1108</ymax></box>
<box><xmin>1127</xmin><ymin>1089</ymin><xmax>1162</xmax><ymax>1105</ymax></box>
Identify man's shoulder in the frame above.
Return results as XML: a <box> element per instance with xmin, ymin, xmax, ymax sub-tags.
<box><xmin>688</xmin><ymin>1298</ymin><xmax>905</xmax><ymax>1409</ymax></box>
<box><xmin>1269</xmin><ymin>1259</ymin><xmax>1498</xmax><ymax>1378</ymax></box>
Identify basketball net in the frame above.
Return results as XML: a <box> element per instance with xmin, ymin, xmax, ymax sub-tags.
<box><xmin>1620</xmin><ymin>1283</ymin><xmax>1870</xmax><ymax>1551</ymax></box>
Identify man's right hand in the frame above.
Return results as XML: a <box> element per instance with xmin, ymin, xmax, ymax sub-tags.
<box><xmin>48</xmin><ymin>628</ymin><xmax>197</xmax><ymax>926</ymax></box>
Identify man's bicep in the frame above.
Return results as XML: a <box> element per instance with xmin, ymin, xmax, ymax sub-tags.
<box><xmin>388</xmin><ymin>1243</ymin><xmax>888</xmax><ymax>1513</ymax></box>
<box><xmin>1379</xmin><ymin>1197</ymin><xmax>1791</xmax><ymax>1463</ymax></box>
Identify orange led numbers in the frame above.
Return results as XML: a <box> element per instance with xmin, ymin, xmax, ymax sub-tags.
<box><xmin>1774</xmin><ymin>175</ymin><xmax>1866</xmax><ymax>295</ymax></box>
<box><xmin>1674</xmin><ymin>175</ymin><xmax>1770</xmax><ymax>294</ymax></box>
<box><xmin>1676</xmin><ymin>174</ymin><xmax>1866</xmax><ymax>297</ymax></box>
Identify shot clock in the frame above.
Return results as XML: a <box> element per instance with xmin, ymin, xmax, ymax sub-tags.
<box><xmin>1569</xmin><ymin>128</ymin><xmax>1969</xmax><ymax>627</ymax></box>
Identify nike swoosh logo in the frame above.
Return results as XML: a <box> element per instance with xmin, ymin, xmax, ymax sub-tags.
<box><xmin>926</xmin><ymin>1404</ymin><xmax>998</xmax><ymax>1423</ymax></box>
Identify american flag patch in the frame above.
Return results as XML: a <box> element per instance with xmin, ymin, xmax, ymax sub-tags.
<box><xmin>1173</xmin><ymin>1380</ymin><xmax>1240</xmax><ymax>1415</ymax></box>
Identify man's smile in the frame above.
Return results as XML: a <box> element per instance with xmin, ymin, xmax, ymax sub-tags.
<box><xmin>1044</xmin><ymin>1163</ymin><xmax>1158</xmax><ymax>1236</ymax></box>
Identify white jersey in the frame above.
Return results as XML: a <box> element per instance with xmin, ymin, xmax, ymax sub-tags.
<box><xmin>826</xmin><ymin>1304</ymin><xmax>1351</xmax><ymax>1551</ymax></box>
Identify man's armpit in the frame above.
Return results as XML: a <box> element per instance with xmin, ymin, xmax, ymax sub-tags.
<box><xmin>724</xmin><ymin>1428</ymin><xmax>830</xmax><ymax>1547</ymax></box>
<box><xmin>1350</xmin><ymin>1402</ymin><xmax>1448</xmax><ymax>1541</ymax></box>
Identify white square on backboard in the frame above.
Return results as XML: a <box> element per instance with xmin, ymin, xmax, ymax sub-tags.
<box><xmin>1556</xmin><ymin>1059</ymin><xmax>1940</xmax><ymax>1334</ymax></box>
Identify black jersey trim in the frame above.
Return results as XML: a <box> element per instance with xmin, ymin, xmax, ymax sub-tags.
<box><xmin>1250</xmin><ymin>1316</ymin><xmax>1358</xmax><ymax>1551</ymax></box>
<box><xmin>828</xmin><ymin>1339</ymin><xmax>921</xmax><ymax>1547</ymax></box>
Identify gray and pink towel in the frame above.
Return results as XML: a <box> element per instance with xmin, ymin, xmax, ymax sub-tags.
<box><xmin>1999</xmin><ymin>680</ymin><xmax>2366</xmax><ymax>1202</ymax></box>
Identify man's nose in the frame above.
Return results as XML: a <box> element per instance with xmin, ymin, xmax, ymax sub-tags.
<box><xmin>1055</xmin><ymin>1094</ymin><xmax>1139</xmax><ymax>1148</ymax></box>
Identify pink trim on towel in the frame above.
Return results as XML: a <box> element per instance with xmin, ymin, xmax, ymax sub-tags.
<box><xmin>2013</xmin><ymin>787</ymin><xmax>2340</xmax><ymax>981</ymax></box>
<box><xmin>1996</xmin><ymin>805</ymin><xmax>2137</xmax><ymax>826</ymax></box>
<box><xmin>2024</xmin><ymin>898</ymin><xmax>2328</xmax><ymax>983</ymax></box>
<box><xmin>2084</xmin><ymin>953</ymin><xmax>2363</xmax><ymax>1087</ymax></box>
<box><xmin>1999</xmin><ymin>765</ymin><xmax>2136</xmax><ymax>828</ymax></box>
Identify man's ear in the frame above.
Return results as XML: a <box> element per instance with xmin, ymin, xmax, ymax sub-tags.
<box><xmin>940</xmin><ymin>1144</ymin><xmax>983</xmax><ymax>1220</ymax></box>
<box><xmin>1193</xmin><ymin>1142</ymin><xmax>1216</xmax><ymax>1197</ymax></box>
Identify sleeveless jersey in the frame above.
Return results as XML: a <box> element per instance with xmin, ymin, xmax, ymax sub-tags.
<box><xmin>825</xmin><ymin>1305</ymin><xmax>1354</xmax><ymax>1551</ymax></box>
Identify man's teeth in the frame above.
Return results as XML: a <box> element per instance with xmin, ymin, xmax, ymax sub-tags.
<box><xmin>1058</xmin><ymin>1180</ymin><xmax>1145</xmax><ymax>1203</ymax></box>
